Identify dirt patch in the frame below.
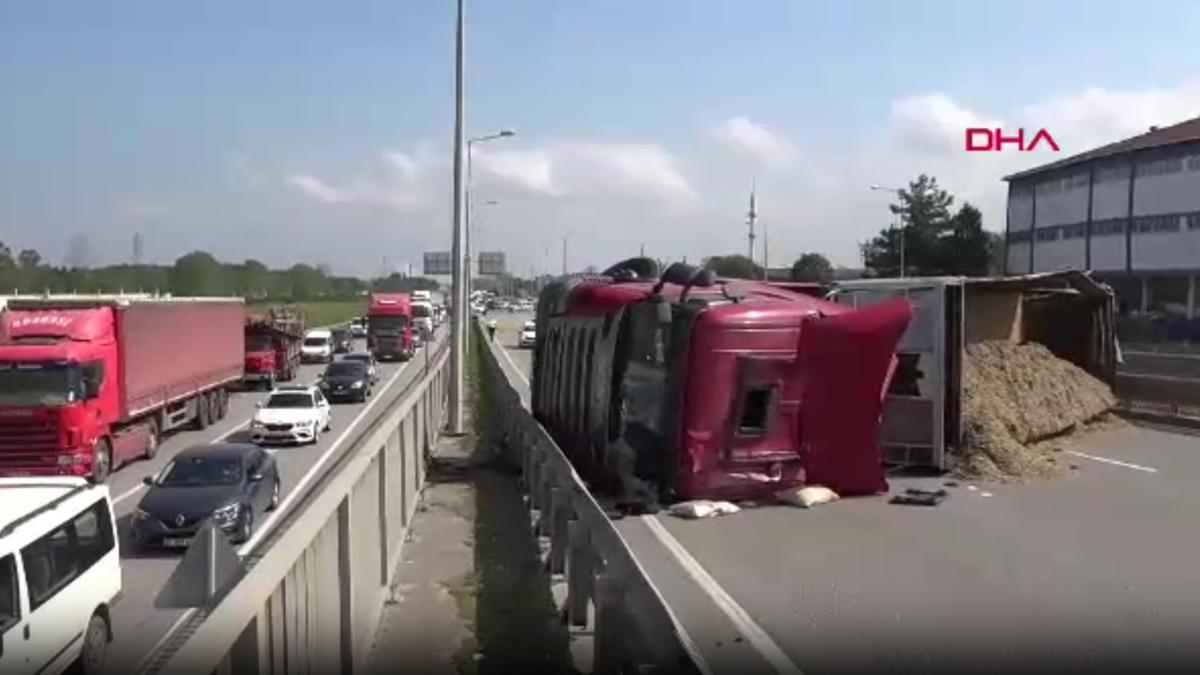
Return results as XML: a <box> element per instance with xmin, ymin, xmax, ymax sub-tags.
<box><xmin>954</xmin><ymin>340</ymin><xmax>1118</xmax><ymax>482</ymax></box>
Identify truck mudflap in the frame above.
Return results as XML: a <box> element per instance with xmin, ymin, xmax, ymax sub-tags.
<box><xmin>794</xmin><ymin>298</ymin><xmax>913</xmax><ymax>496</ymax></box>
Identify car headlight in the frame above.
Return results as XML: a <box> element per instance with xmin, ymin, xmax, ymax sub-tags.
<box><xmin>351</xmin><ymin>380</ymin><xmax>364</xmax><ymax>389</ymax></box>
<box><xmin>251</xmin><ymin>420</ymin><xmax>265</xmax><ymax>430</ymax></box>
<box><xmin>213</xmin><ymin>503</ymin><xmax>240</xmax><ymax>522</ymax></box>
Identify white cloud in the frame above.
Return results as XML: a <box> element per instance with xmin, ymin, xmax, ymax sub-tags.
<box><xmin>708</xmin><ymin>116</ymin><xmax>796</xmax><ymax>168</ymax></box>
<box><xmin>474</xmin><ymin>141</ymin><xmax>695</xmax><ymax>203</ymax></box>
<box><xmin>287</xmin><ymin>148</ymin><xmax>434</xmax><ymax>210</ymax></box>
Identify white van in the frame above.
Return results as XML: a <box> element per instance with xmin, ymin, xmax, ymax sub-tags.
<box><xmin>0</xmin><ymin>477</ymin><xmax>121</xmax><ymax>675</ymax></box>
<box><xmin>301</xmin><ymin>329</ymin><xmax>334</xmax><ymax>363</ymax></box>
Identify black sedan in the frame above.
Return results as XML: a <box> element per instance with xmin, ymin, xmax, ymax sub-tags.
<box><xmin>319</xmin><ymin>360</ymin><xmax>373</xmax><ymax>402</ymax></box>
<box><xmin>130</xmin><ymin>443</ymin><xmax>280</xmax><ymax>549</ymax></box>
<box><xmin>340</xmin><ymin>352</ymin><xmax>379</xmax><ymax>384</ymax></box>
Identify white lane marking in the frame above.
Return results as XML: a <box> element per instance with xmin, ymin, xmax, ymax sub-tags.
<box><xmin>497</xmin><ymin>341</ymin><xmax>531</xmax><ymax>387</ymax></box>
<box><xmin>134</xmin><ymin>350</ymin><xmax>422</xmax><ymax>674</ymax></box>
<box><xmin>238</xmin><ymin>357</ymin><xmax>412</xmax><ymax>551</ymax></box>
<box><xmin>1066</xmin><ymin>450</ymin><xmax>1158</xmax><ymax>473</ymax></box>
<box><xmin>641</xmin><ymin>515</ymin><xmax>804</xmax><ymax>675</ymax></box>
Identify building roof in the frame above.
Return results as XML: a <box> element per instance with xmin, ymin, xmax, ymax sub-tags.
<box><xmin>1004</xmin><ymin>115</ymin><xmax>1200</xmax><ymax>181</ymax></box>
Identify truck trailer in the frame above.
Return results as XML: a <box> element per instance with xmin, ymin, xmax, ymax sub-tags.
<box><xmin>243</xmin><ymin>308</ymin><xmax>306</xmax><ymax>389</ymax></box>
<box><xmin>0</xmin><ymin>296</ymin><xmax>245</xmax><ymax>481</ymax></box>
<box><xmin>829</xmin><ymin>271</ymin><xmax>1118</xmax><ymax>469</ymax></box>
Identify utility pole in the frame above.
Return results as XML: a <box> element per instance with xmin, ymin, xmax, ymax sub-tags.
<box><xmin>763</xmin><ymin>218</ymin><xmax>770</xmax><ymax>281</ymax></box>
<box><xmin>562</xmin><ymin>236</ymin><xmax>568</xmax><ymax>275</ymax></box>
<box><xmin>448</xmin><ymin>0</ymin><xmax>468</xmax><ymax>436</ymax></box>
<box><xmin>747</xmin><ymin>179</ymin><xmax>758</xmax><ymax>265</ymax></box>
<box><xmin>640</xmin><ymin>242</ymin><xmax>645</xmax><ymax>257</ymax></box>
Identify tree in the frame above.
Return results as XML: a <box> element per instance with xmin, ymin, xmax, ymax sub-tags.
<box><xmin>0</xmin><ymin>241</ymin><xmax>13</xmax><ymax>270</ymax></box>
<box><xmin>861</xmin><ymin>174</ymin><xmax>992</xmax><ymax>277</ymax></box>
<box><xmin>790</xmin><ymin>252</ymin><xmax>834</xmax><ymax>283</ymax></box>
<box><xmin>703</xmin><ymin>254</ymin><xmax>762</xmax><ymax>280</ymax></box>
<box><xmin>17</xmin><ymin>249</ymin><xmax>42</xmax><ymax>269</ymax></box>
<box><xmin>987</xmin><ymin>231</ymin><xmax>1006</xmax><ymax>276</ymax></box>
<box><xmin>170</xmin><ymin>251</ymin><xmax>225</xmax><ymax>296</ymax></box>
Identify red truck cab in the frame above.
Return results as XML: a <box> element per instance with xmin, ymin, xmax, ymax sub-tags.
<box><xmin>367</xmin><ymin>293</ymin><xmax>415</xmax><ymax>361</ymax></box>
<box><xmin>0</xmin><ymin>298</ymin><xmax>244</xmax><ymax>481</ymax></box>
<box><xmin>533</xmin><ymin>260</ymin><xmax>913</xmax><ymax>507</ymax></box>
<box><xmin>243</xmin><ymin>310</ymin><xmax>305</xmax><ymax>389</ymax></box>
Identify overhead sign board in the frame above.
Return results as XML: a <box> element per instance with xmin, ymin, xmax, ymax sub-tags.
<box><xmin>423</xmin><ymin>251</ymin><xmax>452</xmax><ymax>276</ymax></box>
<box><xmin>478</xmin><ymin>252</ymin><xmax>506</xmax><ymax>276</ymax></box>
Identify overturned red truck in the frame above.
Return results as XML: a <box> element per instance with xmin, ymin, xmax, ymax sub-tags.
<box><xmin>243</xmin><ymin>308</ymin><xmax>306</xmax><ymax>389</ymax></box>
<box><xmin>532</xmin><ymin>259</ymin><xmax>913</xmax><ymax>509</ymax></box>
<box><xmin>0</xmin><ymin>296</ymin><xmax>244</xmax><ymax>481</ymax></box>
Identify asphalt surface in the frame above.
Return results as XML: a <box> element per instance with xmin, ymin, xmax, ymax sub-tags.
<box><xmin>103</xmin><ymin>331</ymin><xmax>444</xmax><ymax>674</ymax></box>
<box><xmin>491</xmin><ymin>312</ymin><xmax>1200</xmax><ymax>674</ymax></box>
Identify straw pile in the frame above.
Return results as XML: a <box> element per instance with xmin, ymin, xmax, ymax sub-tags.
<box><xmin>953</xmin><ymin>340</ymin><xmax>1117</xmax><ymax>481</ymax></box>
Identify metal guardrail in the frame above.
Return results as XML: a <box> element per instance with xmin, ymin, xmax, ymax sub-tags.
<box><xmin>158</xmin><ymin>342</ymin><xmax>450</xmax><ymax>674</ymax></box>
<box><xmin>1117</xmin><ymin>349</ymin><xmax>1200</xmax><ymax>422</ymax></box>
<box><xmin>478</xmin><ymin>322</ymin><xmax>708</xmax><ymax>675</ymax></box>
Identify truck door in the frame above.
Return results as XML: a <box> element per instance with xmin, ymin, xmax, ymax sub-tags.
<box><xmin>793</xmin><ymin>298</ymin><xmax>913</xmax><ymax>496</ymax></box>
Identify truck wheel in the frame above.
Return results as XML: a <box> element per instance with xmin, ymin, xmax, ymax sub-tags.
<box><xmin>213</xmin><ymin>390</ymin><xmax>228</xmax><ymax>420</ymax></box>
<box><xmin>79</xmin><ymin>611</ymin><xmax>110</xmax><ymax>675</ymax></box>
<box><xmin>194</xmin><ymin>395</ymin><xmax>211</xmax><ymax>430</ymax></box>
<box><xmin>90</xmin><ymin>439</ymin><xmax>112</xmax><ymax>484</ymax></box>
<box><xmin>143</xmin><ymin>418</ymin><xmax>160</xmax><ymax>460</ymax></box>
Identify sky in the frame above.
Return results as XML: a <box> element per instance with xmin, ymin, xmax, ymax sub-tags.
<box><xmin>5</xmin><ymin>0</ymin><xmax>1200</xmax><ymax>277</ymax></box>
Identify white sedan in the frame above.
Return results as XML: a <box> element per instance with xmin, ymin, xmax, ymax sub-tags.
<box><xmin>250</xmin><ymin>386</ymin><xmax>332</xmax><ymax>445</ymax></box>
<box><xmin>518</xmin><ymin>321</ymin><xmax>536</xmax><ymax>348</ymax></box>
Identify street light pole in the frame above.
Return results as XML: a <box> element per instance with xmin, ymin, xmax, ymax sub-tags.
<box><xmin>448</xmin><ymin>0</ymin><xmax>468</xmax><ymax>435</ymax></box>
<box><xmin>870</xmin><ymin>185</ymin><xmax>907</xmax><ymax>278</ymax></box>
<box><xmin>465</xmin><ymin>130</ymin><xmax>514</xmax><ymax>325</ymax></box>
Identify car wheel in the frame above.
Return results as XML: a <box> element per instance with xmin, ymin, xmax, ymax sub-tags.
<box><xmin>268</xmin><ymin>479</ymin><xmax>281</xmax><ymax>511</ymax></box>
<box><xmin>79</xmin><ymin>612</ymin><xmax>109</xmax><ymax>675</ymax></box>
<box><xmin>235</xmin><ymin>507</ymin><xmax>254</xmax><ymax>544</ymax></box>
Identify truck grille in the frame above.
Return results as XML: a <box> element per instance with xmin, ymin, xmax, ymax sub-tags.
<box><xmin>0</xmin><ymin>418</ymin><xmax>58</xmax><ymax>451</ymax></box>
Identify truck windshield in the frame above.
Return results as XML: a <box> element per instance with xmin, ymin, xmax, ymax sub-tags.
<box><xmin>369</xmin><ymin>316</ymin><xmax>408</xmax><ymax>334</ymax></box>
<box><xmin>158</xmin><ymin>456</ymin><xmax>243</xmax><ymax>487</ymax></box>
<box><xmin>0</xmin><ymin>362</ymin><xmax>80</xmax><ymax>406</ymax></box>
<box><xmin>412</xmin><ymin>305</ymin><xmax>431</xmax><ymax>318</ymax></box>
<box><xmin>246</xmin><ymin>335</ymin><xmax>273</xmax><ymax>351</ymax></box>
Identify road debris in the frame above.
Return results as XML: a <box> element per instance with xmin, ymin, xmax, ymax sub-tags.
<box><xmin>667</xmin><ymin>500</ymin><xmax>742</xmax><ymax>519</ymax></box>
<box><xmin>776</xmin><ymin>485</ymin><xmax>840</xmax><ymax>508</ymax></box>
<box><xmin>954</xmin><ymin>340</ymin><xmax>1117</xmax><ymax>482</ymax></box>
<box><xmin>889</xmin><ymin>488</ymin><xmax>948</xmax><ymax>507</ymax></box>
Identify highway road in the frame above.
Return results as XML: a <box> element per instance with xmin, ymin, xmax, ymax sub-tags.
<box><xmin>490</xmin><ymin>313</ymin><xmax>1200</xmax><ymax>673</ymax></box>
<box><xmin>102</xmin><ymin>331</ymin><xmax>444</xmax><ymax>675</ymax></box>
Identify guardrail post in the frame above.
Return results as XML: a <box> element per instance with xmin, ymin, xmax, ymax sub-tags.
<box><xmin>549</xmin><ymin>489</ymin><xmax>570</xmax><ymax>575</ymax></box>
<box><xmin>566</xmin><ymin>519</ymin><xmax>592</xmax><ymax>627</ymax></box>
<box><xmin>593</xmin><ymin>572</ymin><xmax>627</xmax><ymax>675</ymax></box>
<box><xmin>377</xmin><ymin>440</ymin><xmax>391</xmax><ymax>585</ymax></box>
<box><xmin>538</xmin><ymin>465</ymin><xmax>555</xmax><ymax>537</ymax></box>
<box><xmin>336</xmin><ymin>495</ymin><xmax>356</xmax><ymax>674</ymax></box>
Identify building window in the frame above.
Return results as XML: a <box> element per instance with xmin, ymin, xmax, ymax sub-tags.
<box><xmin>1008</xmin><ymin>229</ymin><xmax>1032</xmax><ymax>243</ymax></box>
<box><xmin>1186</xmin><ymin>213</ymin><xmax>1200</xmax><ymax>231</ymax></box>
<box><xmin>1136</xmin><ymin>158</ymin><xmax>1184</xmax><ymax>177</ymax></box>
<box><xmin>1069</xmin><ymin>173</ymin><xmax>1089</xmax><ymax>189</ymax></box>
<box><xmin>1095</xmin><ymin>165</ymin><xmax>1128</xmax><ymax>183</ymax></box>
<box><xmin>1062</xmin><ymin>223</ymin><xmax>1087</xmax><ymax>240</ymax></box>
<box><xmin>1188</xmin><ymin>156</ymin><xmax>1200</xmax><ymax>172</ymax></box>
<box><xmin>1134</xmin><ymin>215</ymin><xmax>1182</xmax><ymax>234</ymax></box>
<box><xmin>1035</xmin><ymin>227</ymin><xmax>1060</xmax><ymax>242</ymax></box>
<box><xmin>1092</xmin><ymin>219</ymin><xmax>1127</xmax><ymax>237</ymax></box>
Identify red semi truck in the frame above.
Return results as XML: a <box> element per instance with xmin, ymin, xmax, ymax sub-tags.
<box><xmin>0</xmin><ymin>297</ymin><xmax>245</xmax><ymax>482</ymax></box>
<box><xmin>367</xmin><ymin>293</ymin><xmax>415</xmax><ymax>361</ymax></box>
<box><xmin>243</xmin><ymin>308</ymin><xmax>306</xmax><ymax>389</ymax></box>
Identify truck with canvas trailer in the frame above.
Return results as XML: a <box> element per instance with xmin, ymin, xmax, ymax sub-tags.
<box><xmin>0</xmin><ymin>296</ymin><xmax>245</xmax><ymax>482</ymax></box>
